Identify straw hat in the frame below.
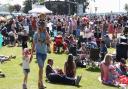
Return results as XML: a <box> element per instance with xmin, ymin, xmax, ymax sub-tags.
<box><xmin>38</xmin><ymin>13</ymin><xmax>46</xmax><ymax>20</ymax></box>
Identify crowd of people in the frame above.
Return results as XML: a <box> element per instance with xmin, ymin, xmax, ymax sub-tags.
<box><xmin>0</xmin><ymin>13</ymin><xmax>128</xmax><ymax>89</ymax></box>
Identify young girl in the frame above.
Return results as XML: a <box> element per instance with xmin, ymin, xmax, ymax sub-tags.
<box><xmin>22</xmin><ymin>48</ymin><xmax>31</xmax><ymax>89</ymax></box>
<box><xmin>109</xmin><ymin>65</ymin><xmax>120</xmax><ymax>86</ymax></box>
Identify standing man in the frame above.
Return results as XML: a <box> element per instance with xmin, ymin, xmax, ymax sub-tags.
<box><xmin>31</xmin><ymin>13</ymin><xmax>51</xmax><ymax>89</ymax></box>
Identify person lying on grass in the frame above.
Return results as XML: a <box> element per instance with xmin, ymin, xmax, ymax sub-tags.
<box><xmin>0</xmin><ymin>55</ymin><xmax>10</xmax><ymax>63</ymax></box>
<box><xmin>46</xmin><ymin>59</ymin><xmax>81</xmax><ymax>86</ymax></box>
<box><xmin>0</xmin><ymin>55</ymin><xmax>16</xmax><ymax>63</ymax></box>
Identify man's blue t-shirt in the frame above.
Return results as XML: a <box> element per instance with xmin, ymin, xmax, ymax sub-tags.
<box><xmin>100</xmin><ymin>45</ymin><xmax>107</xmax><ymax>53</ymax></box>
<box><xmin>33</xmin><ymin>32</ymin><xmax>47</xmax><ymax>54</ymax></box>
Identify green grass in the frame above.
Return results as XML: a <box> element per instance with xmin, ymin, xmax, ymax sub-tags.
<box><xmin>0</xmin><ymin>46</ymin><xmax>118</xmax><ymax>89</ymax></box>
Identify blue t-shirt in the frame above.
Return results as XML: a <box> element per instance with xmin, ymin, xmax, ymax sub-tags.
<box><xmin>100</xmin><ymin>45</ymin><xmax>107</xmax><ymax>53</ymax></box>
<box><xmin>33</xmin><ymin>32</ymin><xmax>47</xmax><ymax>54</ymax></box>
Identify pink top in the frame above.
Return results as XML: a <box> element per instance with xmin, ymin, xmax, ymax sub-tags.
<box><xmin>100</xmin><ymin>62</ymin><xmax>109</xmax><ymax>81</ymax></box>
<box><xmin>108</xmin><ymin>23</ymin><xmax>114</xmax><ymax>34</ymax></box>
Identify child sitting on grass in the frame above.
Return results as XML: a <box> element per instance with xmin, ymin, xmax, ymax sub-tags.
<box><xmin>46</xmin><ymin>59</ymin><xmax>82</xmax><ymax>86</ymax></box>
<box><xmin>22</xmin><ymin>48</ymin><xmax>31</xmax><ymax>89</ymax></box>
<box><xmin>118</xmin><ymin>58</ymin><xmax>128</xmax><ymax>76</ymax></box>
<box><xmin>109</xmin><ymin>65</ymin><xmax>120</xmax><ymax>86</ymax></box>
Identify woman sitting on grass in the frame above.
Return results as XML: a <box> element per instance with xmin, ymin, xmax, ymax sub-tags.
<box><xmin>64</xmin><ymin>54</ymin><xmax>76</xmax><ymax>78</ymax></box>
<box><xmin>46</xmin><ymin>59</ymin><xmax>81</xmax><ymax>86</ymax></box>
<box><xmin>100</xmin><ymin>54</ymin><xmax>119</xmax><ymax>86</ymax></box>
<box><xmin>64</xmin><ymin>54</ymin><xmax>82</xmax><ymax>78</ymax></box>
<box><xmin>100</xmin><ymin>54</ymin><xmax>128</xmax><ymax>88</ymax></box>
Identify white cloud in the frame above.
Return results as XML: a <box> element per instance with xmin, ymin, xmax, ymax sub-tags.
<box><xmin>1</xmin><ymin>0</ymin><xmax>128</xmax><ymax>13</ymax></box>
<box><xmin>88</xmin><ymin>0</ymin><xmax>128</xmax><ymax>13</ymax></box>
<box><xmin>0</xmin><ymin>0</ymin><xmax>25</xmax><ymax>7</ymax></box>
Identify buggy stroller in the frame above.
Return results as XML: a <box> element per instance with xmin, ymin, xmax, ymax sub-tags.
<box><xmin>116</xmin><ymin>43</ymin><xmax>128</xmax><ymax>62</ymax></box>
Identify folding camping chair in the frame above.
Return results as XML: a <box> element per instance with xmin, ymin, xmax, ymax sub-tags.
<box><xmin>116</xmin><ymin>43</ymin><xmax>128</xmax><ymax>62</ymax></box>
<box><xmin>69</xmin><ymin>46</ymin><xmax>77</xmax><ymax>56</ymax></box>
<box><xmin>89</xmin><ymin>48</ymin><xmax>100</xmax><ymax>67</ymax></box>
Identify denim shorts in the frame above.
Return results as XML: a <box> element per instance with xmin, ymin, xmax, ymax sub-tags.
<box><xmin>36</xmin><ymin>53</ymin><xmax>47</xmax><ymax>68</ymax></box>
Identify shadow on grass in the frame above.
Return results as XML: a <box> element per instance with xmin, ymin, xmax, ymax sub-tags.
<box><xmin>7</xmin><ymin>45</ymin><xmax>15</xmax><ymax>48</ymax></box>
<box><xmin>98</xmin><ymin>77</ymin><xmax>119</xmax><ymax>88</ymax></box>
<box><xmin>0</xmin><ymin>73</ymin><xmax>6</xmax><ymax>78</ymax></box>
<box><xmin>0</xmin><ymin>77</ymin><xmax>5</xmax><ymax>78</ymax></box>
<box><xmin>45</xmin><ymin>80</ymin><xmax>82</xmax><ymax>88</ymax></box>
<box><xmin>102</xmin><ymin>83</ymin><xmax>119</xmax><ymax>88</ymax></box>
<box><xmin>54</xmin><ymin>52</ymin><xmax>63</xmax><ymax>55</ymax></box>
<box><xmin>86</xmin><ymin>67</ymin><xmax>100</xmax><ymax>72</ymax></box>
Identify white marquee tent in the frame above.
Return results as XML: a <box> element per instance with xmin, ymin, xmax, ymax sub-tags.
<box><xmin>28</xmin><ymin>5</ymin><xmax>52</xmax><ymax>14</ymax></box>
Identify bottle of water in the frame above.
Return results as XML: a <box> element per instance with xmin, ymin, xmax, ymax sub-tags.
<box><xmin>0</xmin><ymin>33</ymin><xmax>3</xmax><ymax>48</ymax></box>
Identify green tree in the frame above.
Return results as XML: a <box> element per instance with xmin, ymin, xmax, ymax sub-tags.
<box><xmin>74</xmin><ymin>0</ymin><xmax>89</xmax><ymax>13</ymax></box>
<box><xmin>23</xmin><ymin>0</ymin><xmax>32</xmax><ymax>13</ymax></box>
<box><xmin>125</xmin><ymin>3</ymin><xmax>128</xmax><ymax>14</ymax></box>
<box><xmin>8</xmin><ymin>5</ymin><xmax>15</xmax><ymax>13</ymax></box>
<box><xmin>14</xmin><ymin>4</ymin><xmax>21</xmax><ymax>12</ymax></box>
<box><xmin>75</xmin><ymin>0</ymin><xmax>88</xmax><ymax>4</ymax></box>
<box><xmin>39</xmin><ymin>0</ymin><xmax>44</xmax><ymax>5</ymax></box>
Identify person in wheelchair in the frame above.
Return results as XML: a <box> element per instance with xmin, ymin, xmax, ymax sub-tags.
<box><xmin>78</xmin><ymin>43</ymin><xmax>89</xmax><ymax>60</ymax></box>
<box><xmin>76</xmin><ymin>43</ymin><xmax>89</xmax><ymax>68</ymax></box>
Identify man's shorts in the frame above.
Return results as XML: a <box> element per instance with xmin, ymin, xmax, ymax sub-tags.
<box><xmin>36</xmin><ymin>53</ymin><xmax>47</xmax><ymax>68</ymax></box>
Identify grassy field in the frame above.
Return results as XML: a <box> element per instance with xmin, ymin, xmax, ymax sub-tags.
<box><xmin>0</xmin><ymin>46</ymin><xmax>119</xmax><ymax>89</ymax></box>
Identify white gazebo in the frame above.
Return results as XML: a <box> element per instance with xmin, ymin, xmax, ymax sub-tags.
<box><xmin>28</xmin><ymin>5</ymin><xmax>52</xmax><ymax>14</ymax></box>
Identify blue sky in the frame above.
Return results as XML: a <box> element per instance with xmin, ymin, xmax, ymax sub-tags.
<box><xmin>0</xmin><ymin>0</ymin><xmax>128</xmax><ymax>13</ymax></box>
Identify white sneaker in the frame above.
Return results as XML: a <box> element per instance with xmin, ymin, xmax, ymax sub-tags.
<box><xmin>75</xmin><ymin>76</ymin><xmax>82</xmax><ymax>86</ymax></box>
<box><xmin>120</xmin><ymin>84</ymin><xmax>127</xmax><ymax>89</ymax></box>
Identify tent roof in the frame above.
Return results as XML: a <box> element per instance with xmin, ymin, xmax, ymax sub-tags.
<box><xmin>29</xmin><ymin>5</ymin><xmax>52</xmax><ymax>14</ymax></box>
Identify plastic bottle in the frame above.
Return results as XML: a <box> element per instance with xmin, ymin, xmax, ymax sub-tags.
<box><xmin>0</xmin><ymin>33</ymin><xmax>3</xmax><ymax>48</ymax></box>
